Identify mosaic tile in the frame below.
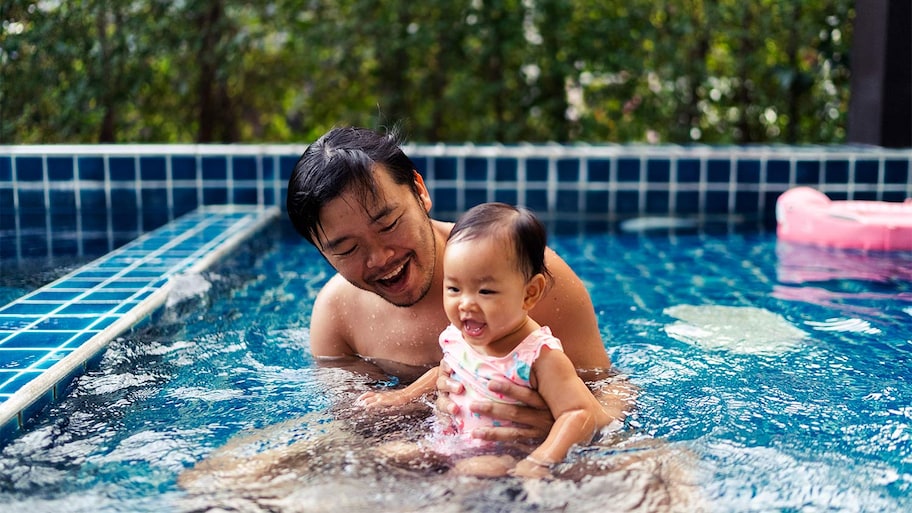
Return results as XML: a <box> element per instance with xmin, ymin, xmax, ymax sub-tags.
<box><xmin>30</xmin><ymin>317</ymin><xmax>101</xmax><ymax>331</ymax></box>
<box><xmin>0</xmin><ymin>156</ymin><xmax>10</xmax><ymax>181</ymax></box>
<box><xmin>47</xmin><ymin>157</ymin><xmax>74</xmax><ymax>180</ymax></box>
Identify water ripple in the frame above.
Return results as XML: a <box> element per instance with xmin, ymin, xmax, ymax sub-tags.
<box><xmin>805</xmin><ymin>317</ymin><xmax>881</xmax><ymax>335</ymax></box>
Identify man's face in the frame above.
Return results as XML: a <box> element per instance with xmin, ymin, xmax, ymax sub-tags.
<box><xmin>315</xmin><ymin>167</ymin><xmax>437</xmax><ymax>307</ymax></box>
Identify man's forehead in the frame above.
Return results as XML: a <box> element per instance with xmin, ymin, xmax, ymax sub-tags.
<box><xmin>337</xmin><ymin>185</ymin><xmax>394</xmax><ymax>222</ymax></box>
<box><xmin>344</xmin><ymin>165</ymin><xmax>399</xmax><ymax>212</ymax></box>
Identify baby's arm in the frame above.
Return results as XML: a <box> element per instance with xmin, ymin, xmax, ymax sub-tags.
<box><xmin>357</xmin><ymin>366</ymin><xmax>439</xmax><ymax>408</ymax></box>
<box><xmin>512</xmin><ymin>348</ymin><xmax>612</xmax><ymax>478</ymax></box>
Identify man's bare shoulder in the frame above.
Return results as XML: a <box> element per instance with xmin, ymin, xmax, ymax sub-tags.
<box><xmin>313</xmin><ymin>274</ymin><xmax>382</xmax><ymax>320</ymax></box>
<box><xmin>310</xmin><ymin>274</ymin><xmax>372</xmax><ymax>358</ymax></box>
<box><xmin>315</xmin><ymin>273</ymin><xmax>359</xmax><ymax>305</ymax></box>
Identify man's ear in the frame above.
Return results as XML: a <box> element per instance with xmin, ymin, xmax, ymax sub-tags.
<box><xmin>413</xmin><ymin>170</ymin><xmax>432</xmax><ymax>212</ymax></box>
<box><xmin>523</xmin><ymin>273</ymin><xmax>547</xmax><ymax>310</ymax></box>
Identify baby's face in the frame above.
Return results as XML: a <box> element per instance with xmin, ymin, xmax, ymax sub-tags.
<box><xmin>442</xmin><ymin>236</ymin><xmax>532</xmax><ymax>355</ymax></box>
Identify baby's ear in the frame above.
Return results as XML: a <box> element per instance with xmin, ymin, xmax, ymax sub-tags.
<box><xmin>523</xmin><ymin>273</ymin><xmax>547</xmax><ymax>310</ymax></box>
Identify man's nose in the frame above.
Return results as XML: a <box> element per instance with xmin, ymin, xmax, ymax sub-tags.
<box><xmin>365</xmin><ymin>244</ymin><xmax>394</xmax><ymax>269</ymax></box>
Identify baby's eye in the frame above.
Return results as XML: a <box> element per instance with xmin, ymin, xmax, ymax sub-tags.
<box><xmin>479</xmin><ymin>289</ymin><xmax>496</xmax><ymax>295</ymax></box>
<box><xmin>446</xmin><ymin>286</ymin><xmax>460</xmax><ymax>293</ymax></box>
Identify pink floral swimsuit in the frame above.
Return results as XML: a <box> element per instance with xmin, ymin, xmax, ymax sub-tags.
<box><xmin>438</xmin><ymin>324</ymin><xmax>564</xmax><ymax>440</ymax></box>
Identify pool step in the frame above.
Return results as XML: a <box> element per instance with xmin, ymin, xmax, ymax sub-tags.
<box><xmin>0</xmin><ymin>205</ymin><xmax>279</xmax><ymax>445</ymax></box>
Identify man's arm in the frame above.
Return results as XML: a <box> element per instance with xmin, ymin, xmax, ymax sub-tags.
<box><xmin>308</xmin><ymin>275</ymin><xmax>398</xmax><ymax>382</ymax></box>
<box><xmin>531</xmin><ymin>248</ymin><xmax>609</xmax><ymax>370</ymax></box>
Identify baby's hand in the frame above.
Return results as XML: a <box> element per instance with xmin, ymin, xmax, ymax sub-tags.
<box><xmin>355</xmin><ymin>390</ymin><xmax>408</xmax><ymax>408</ymax></box>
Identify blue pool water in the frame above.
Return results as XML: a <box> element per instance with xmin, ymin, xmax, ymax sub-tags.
<box><xmin>0</xmin><ymin>220</ymin><xmax>910</xmax><ymax>512</ymax></box>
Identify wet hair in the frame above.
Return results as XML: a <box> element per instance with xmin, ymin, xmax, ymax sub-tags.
<box><xmin>286</xmin><ymin>126</ymin><xmax>420</xmax><ymax>246</ymax></box>
<box><xmin>447</xmin><ymin>202</ymin><xmax>551</xmax><ymax>282</ymax></box>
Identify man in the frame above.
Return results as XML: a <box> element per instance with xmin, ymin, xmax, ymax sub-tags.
<box><xmin>286</xmin><ymin>126</ymin><xmax>630</xmax><ymax>441</ymax></box>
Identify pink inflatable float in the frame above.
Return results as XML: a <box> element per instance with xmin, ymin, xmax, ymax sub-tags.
<box><xmin>776</xmin><ymin>187</ymin><xmax>912</xmax><ymax>251</ymax></box>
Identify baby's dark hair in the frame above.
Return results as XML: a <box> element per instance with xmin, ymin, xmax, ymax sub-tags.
<box><xmin>447</xmin><ymin>202</ymin><xmax>551</xmax><ymax>282</ymax></box>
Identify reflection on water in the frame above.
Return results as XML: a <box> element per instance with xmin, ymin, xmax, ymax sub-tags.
<box><xmin>0</xmin><ymin>352</ymin><xmax>699</xmax><ymax>513</ymax></box>
<box><xmin>773</xmin><ymin>242</ymin><xmax>912</xmax><ymax>324</ymax></box>
<box><xmin>775</xmin><ymin>242</ymin><xmax>912</xmax><ymax>285</ymax></box>
<box><xmin>0</xmin><ymin>263</ymin><xmax>699</xmax><ymax>513</ymax></box>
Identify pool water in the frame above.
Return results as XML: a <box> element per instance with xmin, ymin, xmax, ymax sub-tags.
<box><xmin>0</xmin><ymin>220</ymin><xmax>910</xmax><ymax>512</ymax></box>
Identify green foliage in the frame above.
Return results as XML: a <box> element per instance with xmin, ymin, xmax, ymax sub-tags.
<box><xmin>0</xmin><ymin>0</ymin><xmax>854</xmax><ymax>143</ymax></box>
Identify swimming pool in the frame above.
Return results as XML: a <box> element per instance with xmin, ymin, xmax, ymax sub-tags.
<box><xmin>0</xmin><ymin>218</ymin><xmax>909</xmax><ymax>512</ymax></box>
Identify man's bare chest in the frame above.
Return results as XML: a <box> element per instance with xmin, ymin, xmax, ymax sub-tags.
<box><xmin>347</xmin><ymin>303</ymin><xmax>448</xmax><ymax>366</ymax></box>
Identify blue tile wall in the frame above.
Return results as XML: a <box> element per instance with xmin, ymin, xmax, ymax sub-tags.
<box><xmin>617</xmin><ymin>158</ymin><xmax>640</xmax><ymax>182</ymax></box>
<box><xmin>16</xmin><ymin>157</ymin><xmax>42</xmax><ymax>181</ymax></box>
<box><xmin>465</xmin><ymin>157</ymin><xmax>486</xmax><ymax>181</ymax></box>
<box><xmin>0</xmin><ymin>157</ymin><xmax>11</xmax><ymax>181</ymax></box>
<box><xmin>495</xmin><ymin>158</ymin><xmax>517</xmax><ymax>181</ymax></box>
<box><xmin>172</xmin><ymin>155</ymin><xmax>197</xmax><ymax>180</ymax></box>
<box><xmin>110</xmin><ymin>156</ymin><xmax>136</xmax><ymax>181</ymax></box>
<box><xmin>201</xmin><ymin>156</ymin><xmax>227</xmax><ymax>180</ymax></box>
<box><xmin>588</xmin><ymin>159</ymin><xmax>611</xmax><ymax>182</ymax></box>
<box><xmin>1</xmin><ymin>144</ymin><xmax>911</xmax><ymax>261</ymax></box>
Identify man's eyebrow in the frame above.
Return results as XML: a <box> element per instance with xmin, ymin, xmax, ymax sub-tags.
<box><xmin>368</xmin><ymin>205</ymin><xmax>396</xmax><ymax>224</ymax></box>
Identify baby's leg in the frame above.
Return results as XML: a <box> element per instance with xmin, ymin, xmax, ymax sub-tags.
<box><xmin>452</xmin><ymin>454</ymin><xmax>517</xmax><ymax>478</ymax></box>
<box><xmin>375</xmin><ymin>440</ymin><xmax>449</xmax><ymax>472</ymax></box>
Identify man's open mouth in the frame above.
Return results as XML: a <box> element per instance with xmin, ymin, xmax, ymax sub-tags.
<box><xmin>376</xmin><ymin>260</ymin><xmax>408</xmax><ymax>287</ymax></box>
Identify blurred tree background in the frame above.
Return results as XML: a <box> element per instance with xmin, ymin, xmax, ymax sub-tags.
<box><xmin>0</xmin><ymin>0</ymin><xmax>853</xmax><ymax>144</ymax></box>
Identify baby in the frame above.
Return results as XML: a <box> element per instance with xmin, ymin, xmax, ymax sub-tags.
<box><xmin>358</xmin><ymin>202</ymin><xmax>611</xmax><ymax>478</ymax></box>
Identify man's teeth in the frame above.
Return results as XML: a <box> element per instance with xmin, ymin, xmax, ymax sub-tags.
<box><xmin>379</xmin><ymin>262</ymin><xmax>405</xmax><ymax>281</ymax></box>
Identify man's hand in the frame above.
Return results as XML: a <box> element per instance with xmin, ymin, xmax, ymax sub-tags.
<box><xmin>434</xmin><ymin>359</ymin><xmax>464</xmax><ymax>416</ymax></box>
<box><xmin>436</xmin><ymin>360</ymin><xmax>555</xmax><ymax>443</ymax></box>
<box><xmin>468</xmin><ymin>378</ymin><xmax>554</xmax><ymax>443</ymax></box>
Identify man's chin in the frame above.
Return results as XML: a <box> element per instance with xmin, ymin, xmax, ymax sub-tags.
<box><xmin>379</xmin><ymin>282</ymin><xmax>432</xmax><ymax>308</ymax></box>
<box><xmin>383</xmin><ymin>292</ymin><xmax>422</xmax><ymax>308</ymax></box>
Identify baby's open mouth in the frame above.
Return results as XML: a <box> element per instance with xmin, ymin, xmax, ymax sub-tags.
<box><xmin>462</xmin><ymin>319</ymin><xmax>485</xmax><ymax>337</ymax></box>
